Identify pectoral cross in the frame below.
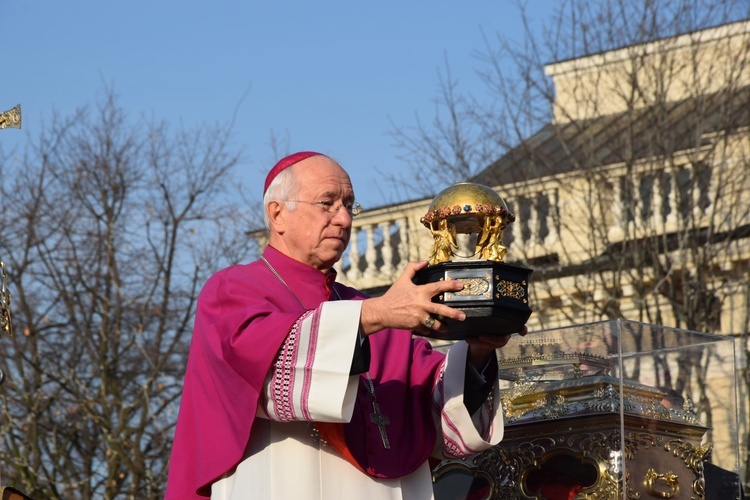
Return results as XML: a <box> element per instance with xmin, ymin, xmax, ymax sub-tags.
<box><xmin>366</xmin><ymin>375</ymin><xmax>391</xmax><ymax>449</ymax></box>
<box><xmin>370</xmin><ymin>399</ymin><xmax>391</xmax><ymax>449</ymax></box>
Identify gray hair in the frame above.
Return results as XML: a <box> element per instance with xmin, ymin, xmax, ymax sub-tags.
<box><xmin>263</xmin><ymin>166</ymin><xmax>299</xmax><ymax>231</ymax></box>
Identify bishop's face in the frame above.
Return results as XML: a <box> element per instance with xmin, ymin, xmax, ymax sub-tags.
<box><xmin>272</xmin><ymin>156</ymin><xmax>355</xmax><ymax>272</ymax></box>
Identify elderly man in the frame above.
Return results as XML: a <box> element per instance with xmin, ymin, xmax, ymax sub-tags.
<box><xmin>166</xmin><ymin>152</ymin><xmax>518</xmax><ymax>499</ymax></box>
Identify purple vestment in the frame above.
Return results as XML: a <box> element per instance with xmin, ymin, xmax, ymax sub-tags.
<box><xmin>165</xmin><ymin>246</ymin><xmax>447</xmax><ymax>498</ymax></box>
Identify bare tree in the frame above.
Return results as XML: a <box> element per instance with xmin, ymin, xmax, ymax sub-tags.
<box><xmin>0</xmin><ymin>91</ymin><xmax>255</xmax><ymax>498</ymax></box>
<box><xmin>392</xmin><ymin>0</ymin><xmax>750</xmax><ymax>486</ymax></box>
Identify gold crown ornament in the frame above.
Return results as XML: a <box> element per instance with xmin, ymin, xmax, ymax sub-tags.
<box><xmin>420</xmin><ymin>182</ymin><xmax>515</xmax><ymax>265</ymax></box>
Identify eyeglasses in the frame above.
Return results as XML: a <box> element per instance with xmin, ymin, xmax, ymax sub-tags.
<box><xmin>282</xmin><ymin>200</ymin><xmax>363</xmax><ymax>217</ymax></box>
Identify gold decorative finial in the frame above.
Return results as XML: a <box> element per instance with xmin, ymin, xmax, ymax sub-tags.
<box><xmin>0</xmin><ymin>104</ymin><xmax>21</xmax><ymax>130</ymax></box>
<box><xmin>0</xmin><ymin>103</ymin><xmax>20</xmax><ymax>337</ymax></box>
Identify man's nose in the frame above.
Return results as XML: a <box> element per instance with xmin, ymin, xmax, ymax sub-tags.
<box><xmin>331</xmin><ymin>205</ymin><xmax>353</xmax><ymax>225</ymax></box>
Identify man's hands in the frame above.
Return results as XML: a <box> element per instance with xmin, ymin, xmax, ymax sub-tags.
<box><xmin>360</xmin><ymin>260</ymin><xmax>528</xmax><ymax>370</ymax></box>
<box><xmin>360</xmin><ymin>261</ymin><xmax>466</xmax><ymax>336</ymax></box>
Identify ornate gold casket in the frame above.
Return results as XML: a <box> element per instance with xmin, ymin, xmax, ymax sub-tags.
<box><xmin>433</xmin><ymin>320</ymin><xmax>743</xmax><ymax>499</ymax></box>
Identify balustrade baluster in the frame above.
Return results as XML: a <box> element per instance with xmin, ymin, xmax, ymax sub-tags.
<box><xmin>348</xmin><ymin>229</ymin><xmax>361</xmax><ymax>280</ymax></box>
<box><xmin>364</xmin><ymin>225</ymin><xmax>378</xmax><ymax>276</ymax></box>
<box><xmin>380</xmin><ymin>222</ymin><xmax>394</xmax><ymax>275</ymax></box>
<box><xmin>397</xmin><ymin>217</ymin><xmax>409</xmax><ymax>272</ymax></box>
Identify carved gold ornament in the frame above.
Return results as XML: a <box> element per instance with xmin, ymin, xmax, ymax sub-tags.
<box><xmin>497</xmin><ymin>280</ymin><xmax>525</xmax><ymax>300</ymax></box>
<box><xmin>644</xmin><ymin>468</ymin><xmax>680</xmax><ymax>498</ymax></box>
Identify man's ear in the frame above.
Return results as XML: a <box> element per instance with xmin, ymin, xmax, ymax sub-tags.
<box><xmin>266</xmin><ymin>201</ymin><xmax>286</xmax><ymax>234</ymax></box>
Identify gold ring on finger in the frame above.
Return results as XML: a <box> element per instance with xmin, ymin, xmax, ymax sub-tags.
<box><xmin>422</xmin><ymin>316</ymin><xmax>436</xmax><ymax>329</ymax></box>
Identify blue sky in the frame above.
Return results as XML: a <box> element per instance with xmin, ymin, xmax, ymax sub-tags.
<box><xmin>3</xmin><ymin>1</ymin><xmax>557</xmax><ymax>208</ymax></box>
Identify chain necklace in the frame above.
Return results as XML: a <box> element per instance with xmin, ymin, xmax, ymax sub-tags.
<box><xmin>261</xmin><ymin>256</ymin><xmax>305</xmax><ymax>309</ymax></box>
<box><xmin>260</xmin><ymin>256</ymin><xmax>391</xmax><ymax>449</ymax></box>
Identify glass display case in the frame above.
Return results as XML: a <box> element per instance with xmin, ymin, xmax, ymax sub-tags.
<box><xmin>432</xmin><ymin>319</ymin><xmax>743</xmax><ymax>499</ymax></box>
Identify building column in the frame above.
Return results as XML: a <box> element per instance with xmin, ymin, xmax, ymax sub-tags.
<box><xmin>608</xmin><ymin>177</ymin><xmax>626</xmax><ymax>240</ymax></box>
<box><xmin>543</xmin><ymin>190</ymin><xmax>559</xmax><ymax>245</ymax></box>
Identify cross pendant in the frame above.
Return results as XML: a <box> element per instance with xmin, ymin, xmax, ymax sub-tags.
<box><xmin>370</xmin><ymin>400</ymin><xmax>391</xmax><ymax>449</ymax></box>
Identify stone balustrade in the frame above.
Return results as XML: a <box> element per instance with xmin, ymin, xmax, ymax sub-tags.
<box><xmin>339</xmin><ymin>158</ymin><xmax>729</xmax><ymax>293</ymax></box>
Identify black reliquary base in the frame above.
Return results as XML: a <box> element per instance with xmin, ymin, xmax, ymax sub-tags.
<box><xmin>413</xmin><ymin>260</ymin><xmax>533</xmax><ymax>340</ymax></box>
